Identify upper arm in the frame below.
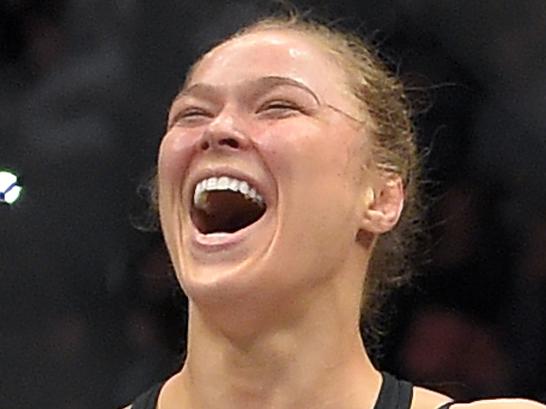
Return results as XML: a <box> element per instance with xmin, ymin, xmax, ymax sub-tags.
<box><xmin>453</xmin><ymin>399</ymin><xmax>546</xmax><ymax>409</ymax></box>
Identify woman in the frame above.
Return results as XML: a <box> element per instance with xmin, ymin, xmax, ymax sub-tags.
<box><xmin>125</xmin><ymin>13</ymin><xmax>544</xmax><ymax>409</ymax></box>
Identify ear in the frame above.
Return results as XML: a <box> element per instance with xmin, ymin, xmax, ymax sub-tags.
<box><xmin>359</xmin><ymin>174</ymin><xmax>405</xmax><ymax>234</ymax></box>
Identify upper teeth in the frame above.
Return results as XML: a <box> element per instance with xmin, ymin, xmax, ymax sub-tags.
<box><xmin>193</xmin><ymin>176</ymin><xmax>265</xmax><ymax>209</ymax></box>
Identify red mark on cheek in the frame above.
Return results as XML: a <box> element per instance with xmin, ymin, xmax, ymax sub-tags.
<box><xmin>158</xmin><ymin>132</ymin><xmax>196</xmax><ymax>181</ymax></box>
<box><xmin>167</xmin><ymin>131</ymin><xmax>200</xmax><ymax>153</ymax></box>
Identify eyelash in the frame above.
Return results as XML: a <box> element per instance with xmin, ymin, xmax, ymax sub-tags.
<box><xmin>170</xmin><ymin>108</ymin><xmax>211</xmax><ymax>127</ymax></box>
<box><xmin>170</xmin><ymin>99</ymin><xmax>306</xmax><ymax>128</ymax></box>
<box><xmin>258</xmin><ymin>100</ymin><xmax>305</xmax><ymax>115</ymax></box>
<box><xmin>182</xmin><ymin>108</ymin><xmax>210</xmax><ymax>118</ymax></box>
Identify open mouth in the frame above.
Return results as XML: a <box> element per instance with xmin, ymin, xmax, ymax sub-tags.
<box><xmin>190</xmin><ymin>176</ymin><xmax>267</xmax><ymax>235</ymax></box>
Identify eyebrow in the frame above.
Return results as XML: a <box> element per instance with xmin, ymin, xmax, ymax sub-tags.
<box><xmin>173</xmin><ymin>75</ymin><xmax>321</xmax><ymax>104</ymax></box>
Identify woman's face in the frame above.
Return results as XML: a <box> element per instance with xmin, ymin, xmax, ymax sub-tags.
<box><xmin>158</xmin><ymin>30</ymin><xmax>378</xmax><ymax>307</ymax></box>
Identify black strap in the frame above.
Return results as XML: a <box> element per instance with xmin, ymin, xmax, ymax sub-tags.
<box><xmin>130</xmin><ymin>382</ymin><xmax>163</xmax><ymax>409</ymax></box>
<box><xmin>129</xmin><ymin>373</ymin><xmax>450</xmax><ymax>409</ymax></box>
<box><xmin>374</xmin><ymin>372</ymin><xmax>413</xmax><ymax>409</ymax></box>
<box><xmin>436</xmin><ymin>403</ymin><xmax>455</xmax><ymax>409</ymax></box>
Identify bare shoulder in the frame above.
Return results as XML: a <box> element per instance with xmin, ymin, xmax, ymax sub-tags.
<box><xmin>453</xmin><ymin>399</ymin><xmax>546</xmax><ymax>409</ymax></box>
<box><xmin>412</xmin><ymin>386</ymin><xmax>545</xmax><ymax>409</ymax></box>
<box><xmin>411</xmin><ymin>385</ymin><xmax>452</xmax><ymax>409</ymax></box>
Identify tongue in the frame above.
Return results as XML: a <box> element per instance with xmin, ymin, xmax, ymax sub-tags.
<box><xmin>192</xmin><ymin>190</ymin><xmax>266</xmax><ymax>234</ymax></box>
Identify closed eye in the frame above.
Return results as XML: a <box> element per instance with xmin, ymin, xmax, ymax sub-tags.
<box><xmin>257</xmin><ymin>100</ymin><xmax>305</xmax><ymax>118</ymax></box>
<box><xmin>170</xmin><ymin>108</ymin><xmax>212</xmax><ymax>127</ymax></box>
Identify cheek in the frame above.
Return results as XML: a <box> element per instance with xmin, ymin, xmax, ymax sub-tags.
<box><xmin>257</xmin><ymin>121</ymin><xmax>361</xmax><ymax>181</ymax></box>
<box><xmin>158</xmin><ymin>129</ymin><xmax>199</xmax><ymax>183</ymax></box>
<box><xmin>157</xmin><ymin>131</ymin><xmax>198</xmax><ymax>260</ymax></box>
<box><xmin>252</xmin><ymin>121</ymin><xmax>328</xmax><ymax>175</ymax></box>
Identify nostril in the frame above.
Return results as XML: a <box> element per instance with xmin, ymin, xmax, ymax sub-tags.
<box><xmin>219</xmin><ymin>138</ymin><xmax>239</xmax><ymax>149</ymax></box>
<box><xmin>200</xmin><ymin>131</ymin><xmax>244</xmax><ymax>151</ymax></box>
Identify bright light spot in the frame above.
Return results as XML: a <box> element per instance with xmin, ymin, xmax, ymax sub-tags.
<box><xmin>0</xmin><ymin>170</ymin><xmax>22</xmax><ymax>205</ymax></box>
<box><xmin>4</xmin><ymin>185</ymin><xmax>22</xmax><ymax>204</ymax></box>
<box><xmin>0</xmin><ymin>171</ymin><xmax>17</xmax><ymax>191</ymax></box>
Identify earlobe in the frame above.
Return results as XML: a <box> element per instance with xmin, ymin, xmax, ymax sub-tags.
<box><xmin>360</xmin><ymin>175</ymin><xmax>405</xmax><ymax>234</ymax></box>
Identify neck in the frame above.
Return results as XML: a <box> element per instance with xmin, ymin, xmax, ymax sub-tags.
<box><xmin>162</xmin><ymin>293</ymin><xmax>382</xmax><ymax>409</ymax></box>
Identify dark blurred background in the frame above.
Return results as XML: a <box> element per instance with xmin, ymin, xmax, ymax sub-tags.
<box><xmin>1</xmin><ymin>0</ymin><xmax>546</xmax><ymax>408</ymax></box>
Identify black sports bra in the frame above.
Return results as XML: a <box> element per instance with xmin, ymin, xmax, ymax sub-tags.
<box><xmin>129</xmin><ymin>372</ymin><xmax>455</xmax><ymax>409</ymax></box>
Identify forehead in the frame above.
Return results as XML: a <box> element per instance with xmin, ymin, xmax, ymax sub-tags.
<box><xmin>187</xmin><ymin>30</ymin><xmax>353</xmax><ymax>108</ymax></box>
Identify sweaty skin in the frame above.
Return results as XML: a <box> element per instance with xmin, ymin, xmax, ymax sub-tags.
<box><xmin>144</xmin><ymin>29</ymin><xmax>544</xmax><ymax>409</ymax></box>
<box><xmin>158</xmin><ymin>29</ymin><xmax>393</xmax><ymax>335</ymax></box>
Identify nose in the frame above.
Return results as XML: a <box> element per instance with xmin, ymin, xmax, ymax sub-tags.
<box><xmin>200</xmin><ymin>110</ymin><xmax>250</xmax><ymax>152</ymax></box>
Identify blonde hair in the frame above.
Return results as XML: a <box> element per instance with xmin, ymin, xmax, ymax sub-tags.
<box><xmin>152</xmin><ymin>11</ymin><xmax>423</xmax><ymax>344</ymax></box>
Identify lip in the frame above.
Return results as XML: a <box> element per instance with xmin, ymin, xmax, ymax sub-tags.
<box><xmin>190</xmin><ymin>204</ymin><xmax>273</xmax><ymax>252</ymax></box>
